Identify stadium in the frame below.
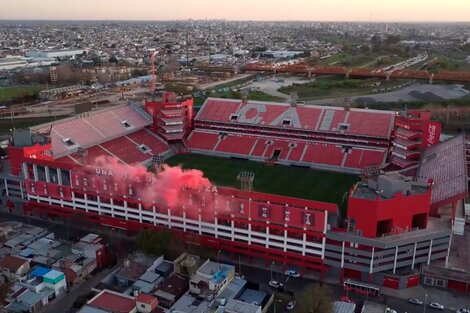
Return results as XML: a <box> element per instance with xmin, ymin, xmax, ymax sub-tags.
<box><xmin>1</xmin><ymin>92</ymin><xmax>468</xmax><ymax>293</ymax></box>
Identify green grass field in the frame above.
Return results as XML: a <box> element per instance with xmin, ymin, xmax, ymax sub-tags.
<box><xmin>166</xmin><ymin>154</ymin><xmax>358</xmax><ymax>204</ymax></box>
<box><xmin>0</xmin><ymin>86</ymin><xmax>43</xmax><ymax>102</ymax></box>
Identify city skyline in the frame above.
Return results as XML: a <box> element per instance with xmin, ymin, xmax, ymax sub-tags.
<box><xmin>1</xmin><ymin>0</ymin><xmax>470</xmax><ymax>22</ymax></box>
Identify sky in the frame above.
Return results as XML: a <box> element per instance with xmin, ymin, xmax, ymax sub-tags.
<box><xmin>1</xmin><ymin>0</ymin><xmax>470</xmax><ymax>22</ymax></box>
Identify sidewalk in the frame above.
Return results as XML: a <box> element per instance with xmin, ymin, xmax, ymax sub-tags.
<box><xmin>381</xmin><ymin>285</ymin><xmax>470</xmax><ymax>311</ymax></box>
<box><xmin>219</xmin><ymin>252</ymin><xmax>470</xmax><ymax>311</ymax></box>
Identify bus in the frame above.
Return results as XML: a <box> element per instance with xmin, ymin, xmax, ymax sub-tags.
<box><xmin>343</xmin><ymin>279</ymin><xmax>381</xmax><ymax>297</ymax></box>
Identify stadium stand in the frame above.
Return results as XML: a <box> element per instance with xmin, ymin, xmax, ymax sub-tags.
<box><xmin>126</xmin><ymin>129</ymin><xmax>170</xmax><ymax>155</ymax></box>
<box><xmin>216</xmin><ymin>134</ymin><xmax>258</xmax><ymax>156</ymax></box>
<box><xmin>194</xmin><ymin>98</ymin><xmax>395</xmax><ymax>139</ymax></box>
<box><xmin>32</xmin><ymin>104</ymin><xmax>152</xmax><ymax>158</ymax></box>
<box><xmin>186</xmin><ymin>131</ymin><xmax>220</xmax><ymax>151</ymax></box>
<box><xmin>188</xmin><ymin>98</ymin><xmax>394</xmax><ymax>173</ymax></box>
<box><xmin>100</xmin><ymin>136</ymin><xmax>150</xmax><ymax>164</ymax></box>
<box><xmin>417</xmin><ymin>134</ymin><xmax>468</xmax><ymax>212</ymax></box>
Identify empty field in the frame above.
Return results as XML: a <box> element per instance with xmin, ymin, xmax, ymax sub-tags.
<box><xmin>165</xmin><ymin>154</ymin><xmax>358</xmax><ymax>204</ymax></box>
<box><xmin>0</xmin><ymin>86</ymin><xmax>43</xmax><ymax>101</ymax></box>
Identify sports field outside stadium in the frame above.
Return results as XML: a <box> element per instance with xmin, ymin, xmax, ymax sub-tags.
<box><xmin>166</xmin><ymin>154</ymin><xmax>358</xmax><ymax>205</ymax></box>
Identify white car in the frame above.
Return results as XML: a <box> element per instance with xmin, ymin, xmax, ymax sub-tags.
<box><xmin>286</xmin><ymin>300</ymin><xmax>296</xmax><ymax>311</ymax></box>
<box><xmin>268</xmin><ymin>280</ymin><xmax>284</xmax><ymax>290</ymax></box>
<box><xmin>386</xmin><ymin>308</ymin><xmax>397</xmax><ymax>313</ymax></box>
<box><xmin>408</xmin><ymin>298</ymin><xmax>424</xmax><ymax>305</ymax></box>
<box><xmin>285</xmin><ymin>270</ymin><xmax>300</xmax><ymax>278</ymax></box>
<box><xmin>457</xmin><ymin>309</ymin><xmax>470</xmax><ymax>313</ymax></box>
<box><xmin>429</xmin><ymin>302</ymin><xmax>444</xmax><ymax>310</ymax></box>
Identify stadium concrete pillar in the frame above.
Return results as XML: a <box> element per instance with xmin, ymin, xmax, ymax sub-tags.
<box><xmin>386</xmin><ymin>73</ymin><xmax>391</xmax><ymax>81</ymax></box>
<box><xmin>429</xmin><ymin>74</ymin><xmax>434</xmax><ymax>84</ymax></box>
<box><xmin>345</xmin><ymin>70</ymin><xmax>350</xmax><ymax>79</ymax></box>
<box><xmin>451</xmin><ymin>201</ymin><xmax>458</xmax><ymax>220</ymax></box>
<box><xmin>308</xmin><ymin>69</ymin><xmax>312</xmax><ymax>78</ymax></box>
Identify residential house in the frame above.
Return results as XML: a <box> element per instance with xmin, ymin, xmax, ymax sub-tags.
<box><xmin>0</xmin><ymin>255</ymin><xmax>30</xmax><ymax>281</ymax></box>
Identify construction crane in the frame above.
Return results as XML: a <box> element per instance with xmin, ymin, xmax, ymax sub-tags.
<box><xmin>149</xmin><ymin>49</ymin><xmax>156</xmax><ymax>94</ymax></box>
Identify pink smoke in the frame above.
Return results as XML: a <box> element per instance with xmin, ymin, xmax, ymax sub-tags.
<box><xmin>92</xmin><ymin>156</ymin><xmax>211</xmax><ymax>207</ymax></box>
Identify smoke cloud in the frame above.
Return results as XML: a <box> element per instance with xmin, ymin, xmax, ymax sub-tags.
<box><xmin>92</xmin><ymin>156</ymin><xmax>211</xmax><ymax>207</ymax></box>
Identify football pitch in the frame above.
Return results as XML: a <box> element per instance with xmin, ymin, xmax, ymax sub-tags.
<box><xmin>166</xmin><ymin>154</ymin><xmax>359</xmax><ymax>204</ymax></box>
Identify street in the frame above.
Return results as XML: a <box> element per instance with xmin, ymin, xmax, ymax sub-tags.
<box><xmin>0</xmin><ymin>210</ymin><xmax>463</xmax><ymax>313</ymax></box>
<box><xmin>220</xmin><ymin>258</ymin><xmax>457</xmax><ymax>313</ymax></box>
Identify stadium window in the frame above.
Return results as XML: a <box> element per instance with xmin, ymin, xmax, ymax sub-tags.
<box><xmin>282</xmin><ymin>119</ymin><xmax>291</xmax><ymax>126</ymax></box>
<box><xmin>139</xmin><ymin>145</ymin><xmax>150</xmax><ymax>153</ymax></box>
<box><xmin>122</xmin><ymin>120</ymin><xmax>133</xmax><ymax>129</ymax></box>
<box><xmin>424</xmin><ymin>277</ymin><xmax>435</xmax><ymax>286</ymax></box>
<box><xmin>338</xmin><ymin>123</ymin><xmax>350</xmax><ymax>131</ymax></box>
<box><xmin>62</xmin><ymin>138</ymin><xmax>76</xmax><ymax>147</ymax></box>
<box><xmin>229</xmin><ymin>114</ymin><xmax>239</xmax><ymax>121</ymax></box>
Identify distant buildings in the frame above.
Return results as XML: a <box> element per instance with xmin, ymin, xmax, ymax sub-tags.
<box><xmin>26</xmin><ymin>49</ymin><xmax>85</xmax><ymax>59</ymax></box>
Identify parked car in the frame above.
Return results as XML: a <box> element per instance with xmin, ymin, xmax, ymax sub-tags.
<box><xmin>457</xmin><ymin>309</ymin><xmax>470</xmax><ymax>313</ymax></box>
<box><xmin>429</xmin><ymin>302</ymin><xmax>444</xmax><ymax>310</ymax></box>
<box><xmin>408</xmin><ymin>298</ymin><xmax>424</xmax><ymax>305</ymax></box>
<box><xmin>339</xmin><ymin>296</ymin><xmax>354</xmax><ymax>303</ymax></box>
<box><xmin>285</xmin><ymin>270</ymin><xmax>300</xmax><ymax>278</ymax></box>
<box><xmin>268</xmin><ymin>280</ymin><xmax>284</xmax><ymax>290</ymax></box>
<box><xmin>386</xmin><ymin>308</ymin><xmax>397</xmax><ymax>313</ymax></box>
<box><xmin>286</xmin><ymin>300</ymin><xmax>296</xmax><ymax>311</ymax></box>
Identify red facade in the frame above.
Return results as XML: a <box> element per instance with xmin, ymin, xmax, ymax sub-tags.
<box><xmin>347</xmin><ymin>189</ymin><xmax>431</xmax><ymax>238</ymax></box>
<box><xmin>8</xmin><ymin>144</ymin><xmax>53</xmax><ymax>176</ymax></box>
<box><xmin>145</xmin><ymin>92</ymin><xmax>194</xmax><ymax>141</ymax></box>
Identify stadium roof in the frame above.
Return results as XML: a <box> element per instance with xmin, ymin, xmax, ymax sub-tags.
<box><xmin>417</xmin><ymin>133</ymin><xmax>468</xmax><ymax>209</ymax></box>
<box><xmin>196</xmin><ymin>98</ymin><xmax>395</xmax><ymax>138</ymax></box>
<box><xmin>31</xmin><ymin>104</ymin><xmax>153</xmax><ymax>159</ymax></box>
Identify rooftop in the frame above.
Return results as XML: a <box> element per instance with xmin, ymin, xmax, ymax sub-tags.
<box><xmin>170</xmin><ymin>293</ymin><xmax>210</xmax><ymax>313</ymax></box>
<box><xmin>88</xmin><ymin>290</ymin><xmax>136</xmax><ymax>313</ymax></box>
<box><xmin>155</xmin><ymin>273</ymin><xmax>188</xmax><ymax>297</ymax></box>
<box><xmin>334</xmin><ymin>301</ymin><xmax>356</xmax><ymax>313</ymax></box>
<box><xmin>224</xmin><ymin>299</ymin><xmax>260</xmax><ymax>313</ymax></box>
<box><xmin>352</xmin><ymin>173</ymin><xmax>428</xmax><ymax>200</ymax></box>
<box><xmin>198</xmin><ymin>260</ymin><xmax>234</xmax><ymax>284</ymax></box>
<box><xmin>0</xmin><ymin>255</ymin><xmax>28</xmax><ymax>272</ymax></box>
<box><xmin>238</xmin><ymin>289</ymin><xmax>267</xmax><ymax>306</ymax></box>
<box><xmin>361</xmin><ymin>301</ymin><xmax>388</xmax><ymax>313</ymax></box>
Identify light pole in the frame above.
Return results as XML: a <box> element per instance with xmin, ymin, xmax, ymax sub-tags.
<box><xmin>238</xmin><ymin>254</ymin><xmax>242</xmax><ymax>276</ymax></box>
<box><xmin>217</xmin><ymin>250</ymin><xmax>222</xmax><ymax>265</ymax></box>
<box><xmin>270</xmin><ymin>261</ymin><xmax>275</xmax><ymax>282</ymax></box>
<box><xmin>423</xmin><ymin>293</ymin><xmax>428</xmax><ymax>313</ymax></box>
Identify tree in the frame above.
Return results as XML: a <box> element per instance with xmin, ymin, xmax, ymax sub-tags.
<box><xmin>359</xmin><ymin>45</ymin><xmax>371</xmax><ymax>54</ymax></box>
<box><xmin>137</xmin><ymin>229</ymin><xmax>181</xmax><ymax>258</ymax></box>
<box><xmin>341</xmin><ymin>44</ymin><xmax>352</xmax><ymax>54</ymax></box>
<box><xmin>294</xmin><ymin>283</ymin><xmax>333</xmax><ymax>313</ymax></box>
<box><xmin>385</xmin><ymin>35</ymin><xmax>401</xmax><ymax>45</ymax></box>
<box><xmin>370</xmin><ymin>34</ymin><xmax>382</xmax><ymax>52</ymax></box>
<box><xmin>0</xmin><ymin>282</ymin><xmax>12</xmax><ymax>304</ymax></box>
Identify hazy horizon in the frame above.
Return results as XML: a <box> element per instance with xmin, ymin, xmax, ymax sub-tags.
<box><xmin>1</xmin><ymin>0</ymin><xmax>470</xmax><ymax>22</ymax></box>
